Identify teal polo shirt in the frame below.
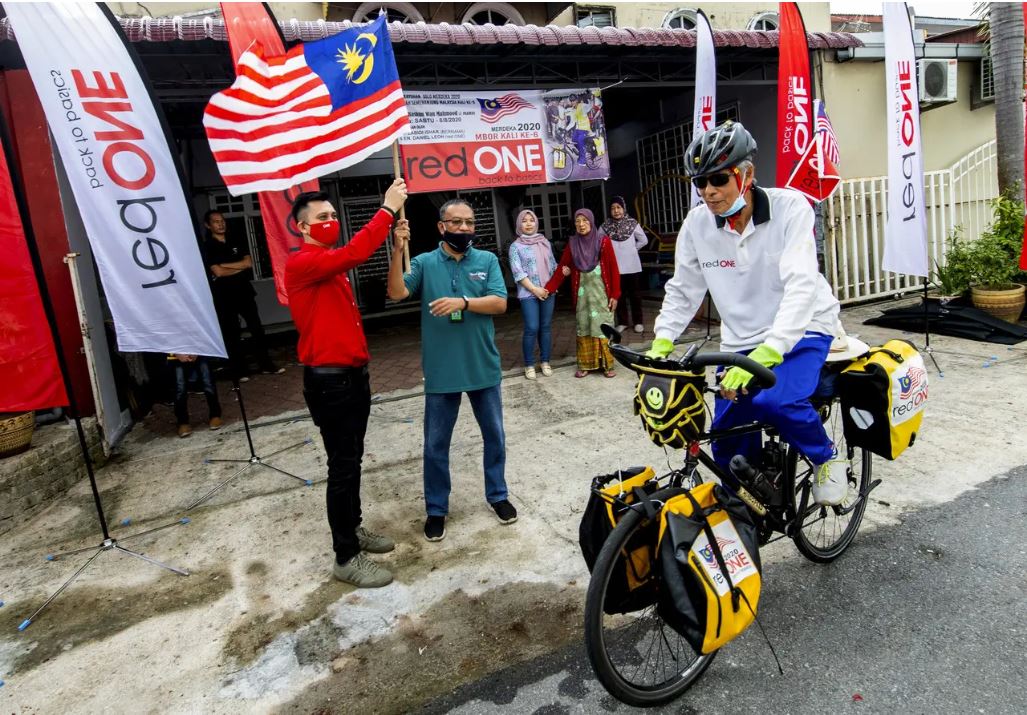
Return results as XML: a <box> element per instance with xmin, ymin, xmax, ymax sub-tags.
<box><xmin>404</xmin><ymin>244</ymin><xmax>507</xmax><ymax>394</ymax></box>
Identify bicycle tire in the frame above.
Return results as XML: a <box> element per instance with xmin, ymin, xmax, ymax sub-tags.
<box><xmin>788</xmin><ymin>398</ymin><xmax>872</xmax><ymax>563</ymax></box>
<box><xmin>584</xmin><ymin>486</ymin><xmax>717</xmax><ymax>706</ymax></box>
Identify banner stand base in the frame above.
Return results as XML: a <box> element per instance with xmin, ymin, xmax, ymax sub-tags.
<box><xmin>919</xmin><ymin>279</ymin><xmax>944</xmax><ymax>376</ymax></box>
<box><xmin>20</xmin><ymin>525</ymin><xmax>190</xmax><ymax>632</ymax></box>
<box><xmin>184</xmin><ymin>380</ymin><xmax>313</xmax><ymax>512</ymax></box>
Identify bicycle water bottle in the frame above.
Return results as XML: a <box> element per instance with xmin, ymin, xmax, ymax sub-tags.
<box><xmin>729</xmin><ymin>455</ymin><xmax>781</xmax><ymax>507</ymax></box>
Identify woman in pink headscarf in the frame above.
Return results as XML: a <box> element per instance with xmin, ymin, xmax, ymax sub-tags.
<box><xmin>545</xmin><ymin>208</ymin><xmax>621</xmax><ymax>377</ymax></box>
<box><xmin>508</xmin><ymin>209</ymin><xmax>557</xmax><ymax>380</ymax></box>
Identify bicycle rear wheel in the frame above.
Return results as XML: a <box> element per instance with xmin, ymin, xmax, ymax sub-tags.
<box><xmin>788</xmin><ymin>398</ymin><xmax>872</xmax><ymax>563</ymax></box>
<box><xmin>583</xmin><ymin>487</ymin><xmax>716</xmax><ymax>706</ymax></box>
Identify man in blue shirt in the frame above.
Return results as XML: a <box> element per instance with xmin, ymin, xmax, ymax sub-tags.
<box><xmin>387</xmin><ymin>198</ymin><xmax>516</xmax><ymax>542</ymax></box>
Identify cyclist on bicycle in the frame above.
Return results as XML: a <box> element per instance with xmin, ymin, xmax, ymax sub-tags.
<box><xmin>647</xmin><ymin>120</ymin><xmax>847</xmax><ymax>506</ymax></box>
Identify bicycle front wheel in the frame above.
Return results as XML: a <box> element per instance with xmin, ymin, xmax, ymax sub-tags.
<box><xmin>550</xmin><ymin>148</ymin><xmax>574</xmax><ymax>181</ymax></box>
<box><xmin>788</xmin><ymin>399</ymin><xmax>872</xmax><ymax>563</ymax></box>
<box><xmin>583</xmin><ymin>486</ymin><xmax>716</xmax><ymax>707</ymax></box>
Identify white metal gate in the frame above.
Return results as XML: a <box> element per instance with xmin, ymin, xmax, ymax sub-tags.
<box><xmin>826</xmin><ymin>140</ymin><xmax>998</xmax><ymax>303</ymax></box>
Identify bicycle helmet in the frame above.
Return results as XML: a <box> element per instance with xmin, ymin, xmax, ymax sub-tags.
<box><xmin>633</xmin><ymin>366</ymin><xmax>707</xmax><ymax>449</ymax></box>
<box><xmin>685</xmin><ymin>120</ymin><xmax>758</xmax><ymax>177</ymax></box>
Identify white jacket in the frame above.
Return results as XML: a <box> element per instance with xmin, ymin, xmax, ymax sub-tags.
<box><xmin>653</xmin><ymin>186</ymin><xmax>839</xmax><ymax>355</ymax></box>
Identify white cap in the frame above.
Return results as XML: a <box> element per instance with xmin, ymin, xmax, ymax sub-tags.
<box><xmin>826</xmin><ymin>321</ymin><xmax>871</xmax><ymax>362</ymax></box>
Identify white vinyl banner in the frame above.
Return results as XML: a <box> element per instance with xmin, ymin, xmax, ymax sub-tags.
<box><xmin>5</xmin><ymin>2</ymin><xmax>226</xmax><ymax>356</ymax></box>
<box><xmin>691</xmin><ymin>10</ymin><xmax>717</xmax><ymax>208</ymax></box>
<box><xmin>882</xmin><ymin>2</ymin><xmax>929</xmax><ymax>277</ymax></box>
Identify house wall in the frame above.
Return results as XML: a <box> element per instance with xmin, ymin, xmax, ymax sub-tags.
<box><xmin>567</xmin><ymin>2</ymin><xmax>832</xmax><ymax>32</ymax></box>
<box><xmin>822</xmin><ymin>57</ymin><xmax>996</xmax><ymax>178</ymax></box>
<box><xmin>107</xmin><ymin>2</ymin><xmax>552</xmax><ymax>24</ymax></box>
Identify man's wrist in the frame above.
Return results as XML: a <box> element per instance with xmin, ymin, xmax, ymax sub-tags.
<box><xmin>381</xmin><ymin>205</ymin><xmax>398</xmax><ymax>218</ymax></box>
<box><xmin>462</xmin><ymin>296</ymin><xmax>470</xmax><ymax>310</ymax></box>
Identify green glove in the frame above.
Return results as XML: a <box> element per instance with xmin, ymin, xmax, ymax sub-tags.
<box><xmin>646</xmin><ymin>337</ymin><xmax>675</xmax><ymax>359</ymax></box>
<box><xmin>720</xmin><ymin>343</ymin><xmax>783</xmax><ymax>392</ymax></box>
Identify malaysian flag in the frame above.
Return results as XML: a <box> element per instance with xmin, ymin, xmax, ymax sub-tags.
<box><xmin>814</xmin><ymin>99</ymin><xmax>840</xmax><ymax>167</ymax></box>
<box><xmin>204</xmin><ymin>15</ymin><xmax>409</xmax><ymax>195</ymax></box>
<box><xmin>899</xmin><ymin>366</ymin><xmax>926</xmax><ymax>398</ymax></box>
<box><xmin>478</xmin><ymin>93</ymin><xmax>533</xmax><ymax>124</ymax></box>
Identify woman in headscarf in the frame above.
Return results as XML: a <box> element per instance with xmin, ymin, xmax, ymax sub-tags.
<box><xmin>508</xmin><ymin>209</ymin><xmax>557</xmax><ymax>380</ymax></box>
<box><xmin>602</xmin><ymin>196</ymin><xmax>649</xmax><ymax>334</ymax></box>
<box><xmin>545</xmin><ymin>208</ymin><xmax>621</xmax><ymax>377</ymax></box>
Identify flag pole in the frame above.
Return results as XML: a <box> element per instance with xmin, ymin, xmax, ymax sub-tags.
<box><xmin>392</xmin><ymin>140</ymin><xmax>410</xmax><ymax>273</ymax></box>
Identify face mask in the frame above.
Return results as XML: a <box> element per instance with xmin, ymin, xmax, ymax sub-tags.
<box><xmin>716</xmin><ymin>172</ymin><xmax>751</xmax><ymax>218</ymax></box>
<box><xmin>308</xmin><ymin>219</ymin><xmax>339</xmax><ymax>244</ymax></box>
<box><xmin>717</xmin><ymin>194</ymin><xmax>748</xmax><ymax>218</ymax></box>
<box><xmin>443</xmin><ymin>231</ymin><xmax>475</xmax><ymax>254</ymax></box>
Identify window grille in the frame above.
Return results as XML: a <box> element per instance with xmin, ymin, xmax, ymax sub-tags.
<box><xmin>577</xmin><ymin>6</ymin><xmax>615</xmax><ymax>28</ymax></box>
<box><xmin>635</xmin><ymin>103</ymin><xmax>740</xmax><ymax>234</ymax></box>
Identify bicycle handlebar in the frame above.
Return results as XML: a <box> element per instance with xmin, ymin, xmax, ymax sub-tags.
<box><xmin>600</xmin><ymin>324</ymin><xmax>777</xmax><ymax>390</ymax></box>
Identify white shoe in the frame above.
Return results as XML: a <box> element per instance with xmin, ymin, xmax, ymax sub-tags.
<box><xmin>633</xmin><ymin>324</ymin><xmax>644</xmax><ymax>333</ymax></box>
<box><xmin>615</xmin><ymin>324</ymin><xmax>627</xmax><ymax>333</ymax></box>
<box><xmin>812</xmin><ymin>457</ymin><xmax>849</xmax><ymax>506</ymax></box>
<box><xmin>540</xmin><ymin>363</ymin><xmax>553</xmax><ymax>377</ymax></box>
<box><xmin>524</xmin><ymin>366</ymin><xmax>537</xmax><ymax>380</ymax></box>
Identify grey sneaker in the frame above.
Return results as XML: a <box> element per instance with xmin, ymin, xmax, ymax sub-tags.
<box><xmin>332</xmin><ymin>552</ymin><xmax>393</xmax><ymax>588</ymax></box>
<box><xmin>357</xmin><ymin>526</ymin><xmax>395</xmax><ymax>554</ymax></box>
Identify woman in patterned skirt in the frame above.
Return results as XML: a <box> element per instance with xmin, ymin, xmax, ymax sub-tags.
<box><xmin>545</xmin><ymin>208</ymin><xmax>621</xmax><ymax>377</ymax></box>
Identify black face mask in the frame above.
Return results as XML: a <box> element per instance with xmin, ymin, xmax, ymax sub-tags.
<box><xmin>442</xmin><ymin>231</ymin><xmax>475</xmax><ymax>254</ymax></box>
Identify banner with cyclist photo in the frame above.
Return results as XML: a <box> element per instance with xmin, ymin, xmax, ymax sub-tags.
<box><xmin>398</xmin><ymin>88</ymin><xmax>610</xmax><ymax>192</ymax></box>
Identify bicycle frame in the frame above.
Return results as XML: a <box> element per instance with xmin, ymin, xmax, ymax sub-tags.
<box><xmin>661</xmin><ymin>419</ymin><xmax>875</xmax><ymax>543</ymax></box>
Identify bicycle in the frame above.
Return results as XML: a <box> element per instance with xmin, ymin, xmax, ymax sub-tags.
<box><xmin>583</xmin><ymin>325</ymin><xmax>880</xmax><ymax>707</ymax></box>
<box><xmin>550</xmin><ymin>126</ymin><xmax>602</xmax><ymax>181</ymax></box>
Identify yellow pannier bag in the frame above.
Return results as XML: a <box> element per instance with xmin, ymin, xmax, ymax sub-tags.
<box><xmin>578</xmin><ymin>466</ymin><xmax>661</xmax><ymax>614</ymax></box>
<box><xmin>656</xmin><ymin>482</ymin><xmax>762</xmax><ymax>654</ymax></box>
<box><xmin>552</xmin><ymin>148</ymin><xmax>567</xmax><ymax>169</ymax></box>
<box><xmin>838</xmin><ymin>339</ymin><xmax>927</xmax><ymax>460</ymax></box>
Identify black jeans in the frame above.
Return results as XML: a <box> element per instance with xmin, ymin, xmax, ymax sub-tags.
<box><xmin>216</xmin><ymin>291</ymin><xmax>274</xmax><ymax>377</ymax></box>
<box><xmin>303</xmin><ymin>366</ymin><xmax>371</xmax><ymax>564</ymax></box>
<box><xmin>616</xmin><ymin>272</ymin><xmax>644</xmax><ymax>327</ymax></box>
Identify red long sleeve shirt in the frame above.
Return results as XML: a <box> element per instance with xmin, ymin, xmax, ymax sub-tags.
<box><xmin>285</xmin><ymin>209</ymin><xmax>394</xmax><ymax>367</ymax></box>
<box><xmin>544</xmin><ymin>236</ymin><xmax>621</xmax><ymax>305</ymax></box>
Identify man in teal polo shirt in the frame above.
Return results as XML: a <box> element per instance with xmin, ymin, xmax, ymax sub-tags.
<box><xmin>387</xmin><ymin>198</ymin><xmax>516</xmax><ymax>542</ymax></box>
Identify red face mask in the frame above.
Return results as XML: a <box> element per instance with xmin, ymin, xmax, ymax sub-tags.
<box><xmin>308</xmin><ymin>219</ymin><xmax>339</xmax><ymax>245</ymax></box>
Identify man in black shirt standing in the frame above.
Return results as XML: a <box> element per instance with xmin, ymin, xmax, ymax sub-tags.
<box><xmin>203</xmin><ymin>210</ymin><xmax>283</xmax><ymax>381</ymax></box>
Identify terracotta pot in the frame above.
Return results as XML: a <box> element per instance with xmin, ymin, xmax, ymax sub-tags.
<box><xmin>971</xmin><ymin>284</ymin><xmax>1026</xmax><ymax>324</ymax></box>
<box><xmin>0</xmin><ymin>411</ymin><xmax>35</xmax><ymax>458</ymax></box>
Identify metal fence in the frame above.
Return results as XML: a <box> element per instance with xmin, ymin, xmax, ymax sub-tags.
<box><xmin>825</xmin><ymin>140</ymin><xmax>998</xmax><ymax>304</ymax></box>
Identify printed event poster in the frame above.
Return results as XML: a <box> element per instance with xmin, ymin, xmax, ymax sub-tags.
<box><xmin>398</xmin><ymin>88</ymin><xmax>610</xmax><ymax>192</ymax></box>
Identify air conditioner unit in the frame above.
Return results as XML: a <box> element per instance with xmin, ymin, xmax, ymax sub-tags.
<box><xmin>918</xmin><ymin>59</ymin><xmax>958</xmax><ymax>103</ymax></box>
<box><xmin>979</xmin><ymin>56</ymin><xmax>995</xmax><ymax>102</ymax></box>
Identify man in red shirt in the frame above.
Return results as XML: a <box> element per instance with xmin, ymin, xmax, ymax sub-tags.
<box><xmin>286</xmin><ymin>179</ymin><xmax>408</xmax><ymax>588</ymax></box>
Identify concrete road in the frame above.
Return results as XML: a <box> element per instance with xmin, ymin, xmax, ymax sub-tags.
<box><xmin>420</xmin><ymin>467</ymin><xmax>1027</xmax><ymax>715</ymax></box>
<box><xmin>3</xmin><ymin>299</ymin><xmax>1027</xmax><ymax>713</ymax></box>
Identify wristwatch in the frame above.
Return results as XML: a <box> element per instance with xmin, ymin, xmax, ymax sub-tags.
<box><xmin>462</xmin><ymin>296</ymin><xmax>470</xmax><ymax>310</ymax></box>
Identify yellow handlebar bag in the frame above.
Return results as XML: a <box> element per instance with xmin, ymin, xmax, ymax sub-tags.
<box><xmin>838</xmin><ymin>339</ymin><xmax>928</xmax><ymax>460</ymax></box>
<box><xmin>656</xmin><ymin>482</ymin><xmax>762</xmax><ymax>654</ymax></box>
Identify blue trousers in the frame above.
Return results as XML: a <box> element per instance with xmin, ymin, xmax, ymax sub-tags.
<box><xmin>519</xmin><ymin>295</ymin><xmax>555</xmax><ymax>365</ymax></box>
<box><xmin>423</xmin><ymin>385</ymin><xmax>508</xmax><ymax>516</ymax></box>
<box><xmin>572</xmin><ymin>129</ymin><xmax>588</xmax><ymax>164</ymax></box>
<box><xmin>711</xmin><ymin>334</ymin><xmax>835</xmax><ymax>471</ymax></box>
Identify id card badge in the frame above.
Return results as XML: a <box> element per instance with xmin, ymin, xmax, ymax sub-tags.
<box><xmin>449</xmin><ymin>310</ymin><xmax>464</xmax><ymax>323</ymax></box>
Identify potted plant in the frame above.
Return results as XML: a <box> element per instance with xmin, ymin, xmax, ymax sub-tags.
<box><xmin>933</xmin><ymin>227</ymin><xmax>973</xmax><ymax>302</ymax></box>
<box><xmin>967</xmin><ymin>192</ymin><xmax>1026</xmax><ymax>323</ymax></box>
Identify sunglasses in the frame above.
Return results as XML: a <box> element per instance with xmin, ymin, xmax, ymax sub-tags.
<box><xmin>693</xmin><ymin>172</ymin><xmax>734</xmax><ymax>190</ymax></box>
